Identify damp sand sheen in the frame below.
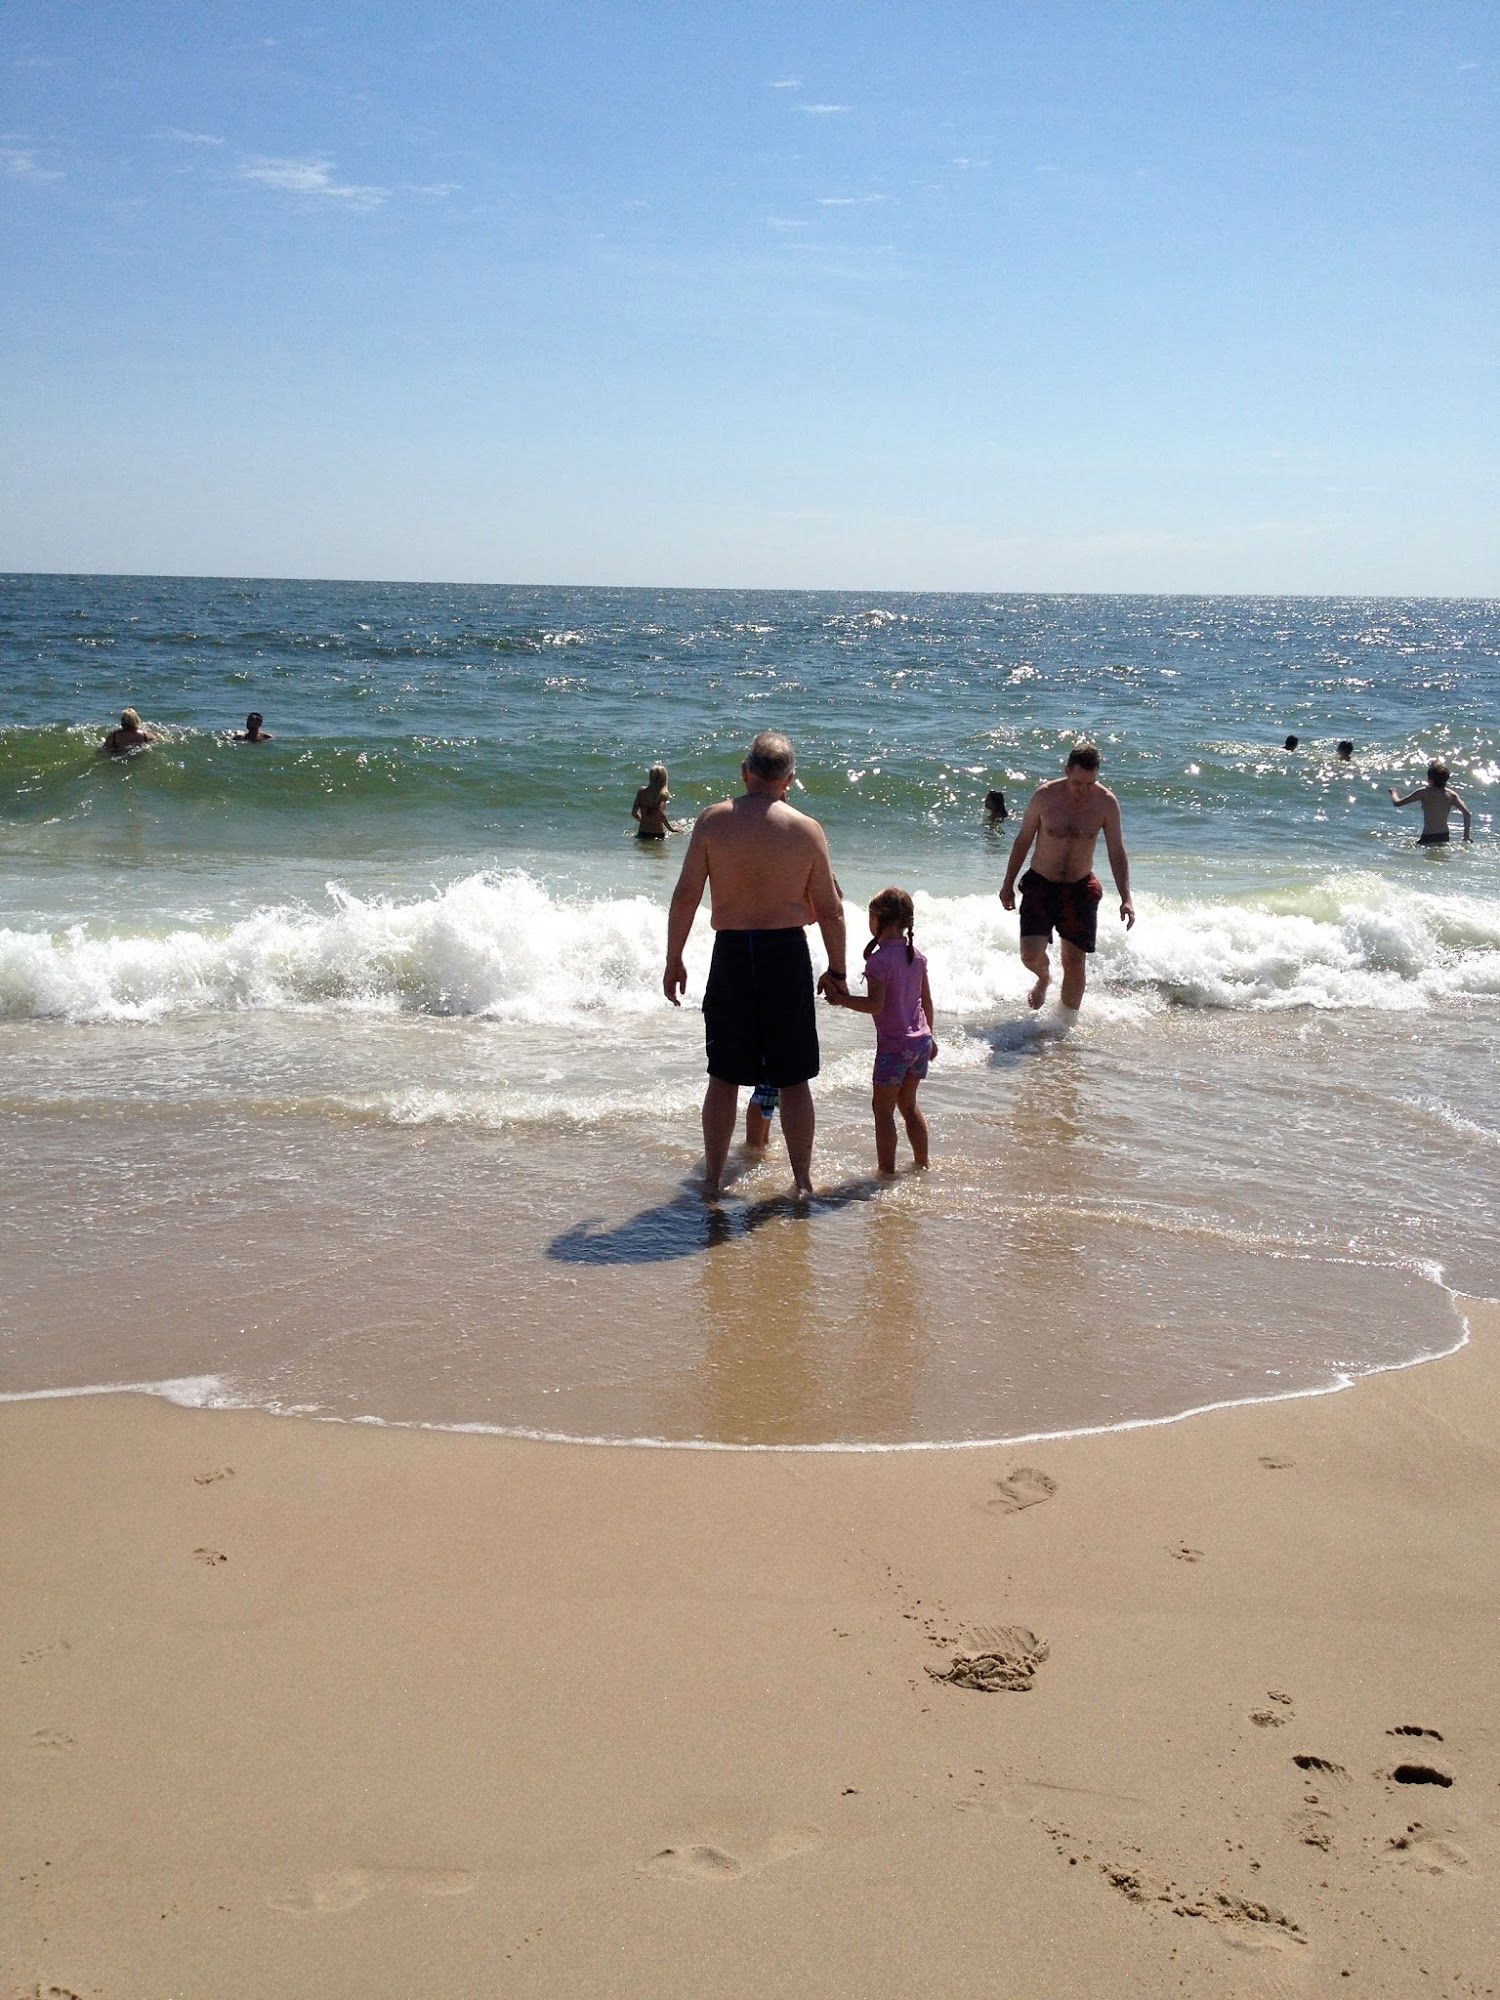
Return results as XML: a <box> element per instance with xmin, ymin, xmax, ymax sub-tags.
<box><xmin>2</xmin><ymin>578</ymin><xmax>1498</xmax><ymax>1992</ymax></box>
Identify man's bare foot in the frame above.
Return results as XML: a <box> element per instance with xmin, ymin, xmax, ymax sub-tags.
<box><xmin>701</xmin><ymin>1177</ymin><xmax>724</xmax><ymax>1204</ymax></box>
<box><xmin>792</xmin><ymin>1180</ymin><xmax>814</xmax><ymax>1204</ymax></box>
<box><xmin>1027</xmin><ymin>968</ymin><xmax>1050</xmax><ymax>1009</ymax></box>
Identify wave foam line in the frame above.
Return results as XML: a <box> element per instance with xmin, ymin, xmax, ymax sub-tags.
<box><xmin>0</xmin><ymin>1289</ymin><xmax>1484</xmax><ymax>1452</ymax></box>
<box><xmin>2</xmin><ymin>870</ymin><xmax>1499</xmax><ymax>1025</ymax></box>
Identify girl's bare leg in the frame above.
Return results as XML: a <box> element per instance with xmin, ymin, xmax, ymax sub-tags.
<box><xmin>897</xmin><ymin>1073</ymin><xmax>929</xmax><ymax>1167</ymax></box>
<box><xmin>871</xmin><ymin>1083</ymin><xmax>902</xmax><ymax>1175</ymax></box>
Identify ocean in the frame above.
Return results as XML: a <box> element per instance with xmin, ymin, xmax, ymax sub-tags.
<box><xmin>2</xmin><ymin>574</ymin><xmax>1496</xmax><ymax>1445</ymax></box>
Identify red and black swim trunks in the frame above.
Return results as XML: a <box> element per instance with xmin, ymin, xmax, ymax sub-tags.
<box><xmin>1018</xmin><ymin>869</ymin><xmax>1104</xmax><ymax>953</ymax></box>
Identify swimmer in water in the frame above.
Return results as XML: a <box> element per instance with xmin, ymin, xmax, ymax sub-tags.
<box><xmin>984</xmin><ymin>788</ymin><xmax>1008</xmax><ymax>823</ymax></box>
<box><xmin>631</xmin><ymin>763</ymin><xmax>677</xmax><ymax>840</ymax></box>
<box><xmin>1390</xmin><ymin>761</ymin><xmax>1471</xmax><ymax>845</ymax></box>
<box><xmin>101</xmin><ymin>708</ymin><xmax>157</xmax><ymax>754</ymax></box>
<box><xmin>233</xmin><ymin>711</ymin><xmax>273</xmax><ymax>742</ymax></box>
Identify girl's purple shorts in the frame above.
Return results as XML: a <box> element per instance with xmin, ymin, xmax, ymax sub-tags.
<box><xmin>873</xmin><ymin>1040</ymin><xmax>934</xmax><ymax>1089</ymax></box>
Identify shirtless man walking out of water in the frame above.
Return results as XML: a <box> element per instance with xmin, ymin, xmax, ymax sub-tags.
<box><xmin>664</xmin><ymin>730</ymin><xmax>846</xmax><ymax>1201</ymax></box>
<box><xmin>999</xmin><ymin>742</ymin><xmax>1135</xmax><ymax>1014</ymax></box>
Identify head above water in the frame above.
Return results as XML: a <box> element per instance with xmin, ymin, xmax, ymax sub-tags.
<box><xmin>1283</xmin><ymin>734</ymin><xmax>1299</xmax><ymax>751</ymax></box>
<box><xmin>1427</xmin><ymin>760</ymin><xmax>1450</xmax><ymax>788</ymax></box>
<box><xmin>1337</xmin><ymin>740</ymin><xmax>1354</xmax><ymax>760</ymax></box>
<box><xmin>121</xmin><ymin>708</ymin><xmax>141</xmax><ymax>730</ymax></box>
<box><xmin>743</xmin><ymin>729</ymin><xmax>796</xmax><ymax>792</ymax></box>
<box><xmin>1065</xmin><ymin>741</ymin><xmax>1101</xmax><ymax>778</ymax></box>
<box><xmin>247</xmin><ymin>712</ymin><xmax>264</xmax><ymax>731</ymax></box>
<box><xmin>646</xmin><ymin>762</ymin><xmax>668</xmax><ymax>792</ymax></box>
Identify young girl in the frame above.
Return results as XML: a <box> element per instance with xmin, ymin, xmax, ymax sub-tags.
<box><xmin>631</xmin><ymin>763</ymin><xmax>677</xmax><ymax>839</ymax></box>
<box><xmin>837</xmin><ymin>887</ymin><xmax>936</xmax><ymax>1173</ymax></box>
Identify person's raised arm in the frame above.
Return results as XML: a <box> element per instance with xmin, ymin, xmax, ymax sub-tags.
<box><xmin>663</xmin><ymin>815</ymin><xmax>711</xmax><ymax>1004</ymax></box>
<box><xmin>806</xmin><ymin>827</ymin><xmax>848</xmax><ymax>1003</ymax></box>
<box><xmin>1103</xmin><ymin>792</ymin><xmax>1135</xmax><ymax>930</ymax></box>
<box><xmin>1390</xmin><ymin>788</ymin><xmax>1421</xmax><ymax>808</ymax></box>
<box><xmin>999</xmin><ymin>793</ymin><xmax>1042</xmax><ymax>909</ymax></box>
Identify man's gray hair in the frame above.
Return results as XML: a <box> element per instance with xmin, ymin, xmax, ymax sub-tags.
<box><xmin>744</xmin><ymin>730</ymin><xmax>796</xmax><ymax>781</ymax></box>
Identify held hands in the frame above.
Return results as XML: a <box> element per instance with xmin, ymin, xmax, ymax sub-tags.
<box><xmin>817</xmin><ymin>970</ymin><xmax>848</xmax><ymax>1006</ymax></box>
<box><xmin>663</xmin><ymin>956</ymin><xmax>688</xmax><ymax>1006</ymax></box>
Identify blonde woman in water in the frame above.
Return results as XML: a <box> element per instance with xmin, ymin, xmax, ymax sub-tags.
<box><xmin>631</xmin><ymin>763</ymin><xmax>678</xmax><ymax>840</ymax></box>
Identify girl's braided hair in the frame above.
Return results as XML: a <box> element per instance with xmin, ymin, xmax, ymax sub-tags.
<box><xmin>865</xmin><ymin>885</ymin><xmax>917</xmax><ymax>964</ymax></box>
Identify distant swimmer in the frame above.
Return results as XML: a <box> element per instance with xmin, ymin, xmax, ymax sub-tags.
<box><xmin>1283</xmin><ymin>735</ymin><xmax>1299</xmax><ymax>751</ymax></box>
<box><xmin>101</xmin><ymin>708</ymin><xmax>157</xmax><ymax>754</ymax></box>
<box><xmin>233</xmin><ymin>711</ymin><xmax>273</xmax><ymax>742</ymax></box>
<box><xmin>999</xmin><ymin>741</ymin><xmax>1135</xmax><ymax>1015</ymax></box>
<box><xmin>663</xmin><ymin>729</ymin><xmax>846</xmax><ymax>1201</ymax></box>
<box><xmin>631</xmin><ymin>763</ymin><xmax>677</xmax><ymax>840</ymax></box>
<box><xmin>1390</xmin><ymin>761</ymin><xmax>1471</xmax><ymax>845</ymax></box>
<box><xmin>984</xmin><ymin>788</ymin><xmax>1008</xmax><ymax>823</ymax></box>
<box><xmin>1337</xmin><ymin>740</ymin><xmax>1354</xmax><ymax>762</ymax></box>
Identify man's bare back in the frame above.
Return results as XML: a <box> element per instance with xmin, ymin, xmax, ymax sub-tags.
<box><xmin>693</xmin><ymin>794</ymin><xmax>835</xmax><ymax>930</ymax></box>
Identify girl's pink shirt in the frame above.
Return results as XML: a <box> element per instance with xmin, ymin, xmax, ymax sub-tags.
<box><xmin>863</xmin><ymin>938</ymin><xmax>930</xmax><ymax>1054</ymax></box>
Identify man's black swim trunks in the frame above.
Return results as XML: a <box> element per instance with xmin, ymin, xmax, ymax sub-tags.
<box><xmin>703</xmin><ymin>928</ymin><xmax>819</xmax><ymax>1087</ymax></box>
<box><xmin>1018</xmin><ymin>869</ymin><xmax>1104</xmax><ymax>953</ymax></box>
<box><xmin>1419</xmin><ymin>830</ymin><xmax>1450</xmax><ymax>846</ymax></box>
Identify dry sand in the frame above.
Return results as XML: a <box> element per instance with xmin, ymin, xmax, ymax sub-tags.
<box><xmin>4</xmin><ymin>1299</ymin><xmax>1497</xmax><ymax>2000</ymax></box>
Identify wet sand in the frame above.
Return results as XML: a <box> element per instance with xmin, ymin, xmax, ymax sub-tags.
<box><xmin>4</xmin><ymin>1297</ymin><xmax>1497</xmax><ymax>1999</ymax></box>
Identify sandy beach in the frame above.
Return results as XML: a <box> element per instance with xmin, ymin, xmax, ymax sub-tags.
<box><xmin>4</xmin><ymin>1297</ymin><xmax>1497</xmax><ymax>2000</ymax></box>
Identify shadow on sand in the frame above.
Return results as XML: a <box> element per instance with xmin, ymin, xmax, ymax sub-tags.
<box><xmin>546</xmin><ymin>1174</ymin><xmax>886</xmax><ymax>1268</ymax></box>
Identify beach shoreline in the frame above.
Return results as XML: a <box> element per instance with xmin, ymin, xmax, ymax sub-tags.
<box><xmin>5</xmin><ymin>1295</ymin><xmax>1496</xmax><ymax>1998</ymax></box>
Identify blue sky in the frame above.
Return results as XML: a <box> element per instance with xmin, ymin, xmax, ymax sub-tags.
<box><xmin>3</xmin><ymin>1</ymin><xmax>1496</xmax><ymax>590</ymax></box>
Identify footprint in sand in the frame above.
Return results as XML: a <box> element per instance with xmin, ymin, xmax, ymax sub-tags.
<box><xmin>929</xmin><ymin>1626</ymin><xmax>1049</xmax><ymax>1693</ymax></box>
<box><xmin>1292</xmin><ymin>1754</ymin><xmax>1348</xmax><ymax>1781</ymax></box>
<box><xmin>1252</xmin><ymin>1691</ymin><xmax>1296</xmax><ymax>1727</ymax></box>
<box><xmin>987</xmin><ymin>1467</ymin><xmax>1057</xmax><ymax>1513</ymax></box>
<box><xmin>193</xmin><ymin>1466</ymin><xmax>235</xmax><ymax>1485</ymax></box>
<box><xmin>29</xmin><ymin>1728</ymin><xmax>76</xmax><ymax>1753</ymax></box>
<box><xmin>1259</xmin><ymin>1455</ymin><xmax>1295</xmax><ymax>1471</ymax></box>
<box><xmin>1386</xmin><ymin>1824</ymin><xmax>1471</xmax><ymax>1875</ymax></box>
<box><xmin>1387</xmin><ymin>1762</ymin><xmax>1453</xmax><ymax>1788</ymax></box>
<box><xmin>19</xmin><ymin>1639</ymin><xmax>71</xmax><ymax>1666</ymax></box>
<box><xmin>192</xmin><ymin>1547</ymin><xmax>228</xmax><ymax>1565</ymax></box>
<box><xmin>266</xmin><ymin>1869</ymin><xmax>374</xmax><ymax>1915</ymax></box>
<box><xmin>1288</xmin><ymin>1808</ymin><xmax>1336</xmax><ymax>1850</ymax></box>
<box><xmin>1388</xmin><ymin>1723</ymin><xmax>1443</xmax><ymax>1741</ymax></box>
<box><xmin>265</xmin><ymin>1864</ymin><xmax>473</xmax><ymax>1914</ymax></box>
<box><xmin>641</xmin><ymin>1828</ymin><xmax>823</xmax><ymax>1883</ymax></box>
<box><xmin>1168</xmin><ymin>1544</ymin><xmax>1205</xmax><ymax>1563</ymax></box>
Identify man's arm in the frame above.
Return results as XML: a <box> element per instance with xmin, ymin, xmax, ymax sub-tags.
<box><xmin>806</xmin><ymin>826</ymin><xmax>848</xmax><ymax>1002</ymax></box>
<box><xmin>662</xmin><ymin>815</ymin><xmax>712</xmax><ymax>1004</ymax></box>
<box><xmin>1390</xmin><ymin>788</ymin><xmax>1421</xmax><ymax>807</ymax></box>
<box><xmin>1452</xmin><ymin>789</ymin><xmax>1472</xmax><ymax>840</ymax></box>
<box><xmin>1103</xmin><ymin>793</ymin><xmax>1135</xmax><ymax>929</ymax></box>
<box><xmin>999</xmin><ymin>794</ymin><xmax>1042</xmax><ymax>908</ymax></box>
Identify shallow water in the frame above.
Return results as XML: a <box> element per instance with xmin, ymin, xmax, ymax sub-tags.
<box><xmin>1</xmin><ymin>577</ymin><xmax>1495</xmax><ymax>1443</ymax></box>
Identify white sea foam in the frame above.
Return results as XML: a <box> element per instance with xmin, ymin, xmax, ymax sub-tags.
<box><xmin>1</xmin><ymin>869</ymin><xmax>1497</xmax><ymax>1026</ymax></box>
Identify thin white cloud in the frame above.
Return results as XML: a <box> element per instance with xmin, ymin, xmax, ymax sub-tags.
<box><xmin>767</xmin><ymin>217</ymin><xmax>810</xmax><ymax>229</ymax></box>
<box><xmin>157</xmin><ymin>128</ymin><xmax>226</xmax><ymax>145</ymax></box>
<box><xmin>770</xmin><ymin>77</ymin><xmax>801</xmax><ymax>89</ymax></box>
<box><xmin>1</xmin><ymin>145</ymin><xmax>63</xmax><ymax>181</ymax></box>
<box><xmin>239</xmin><ymin>156</ymin><xmax>386</xmax><ymax>208</ymax></box>
<box><xmin>399</xmin><ymin>180</ymin><xmax>460</xmax><ymax>198</ymax></box>
<box><xmin>817</xmin><ymin>193</ymin><xmax>887</xmax><ymax>206</ymax></box>
<box><xmin>799</xmin><ymin>103</ymin><xmax>850</xmax><ymax>115</ymax></box>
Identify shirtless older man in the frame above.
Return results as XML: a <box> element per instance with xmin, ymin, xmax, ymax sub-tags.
<box><xmin>663</xmin><ymin>730</ymin><xmax>846</xmax><ymax>1200</ymax></box>
<box><xmin>999</xmin><ymin>742</ymin><xmax>1135</xmax><ymax>1013</ymax></box>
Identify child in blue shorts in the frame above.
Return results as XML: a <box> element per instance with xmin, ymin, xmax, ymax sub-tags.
<box><xmin>831</xmin><ymin>887</ymin><xmax>936</xmax><ymax>1174</ymax></box>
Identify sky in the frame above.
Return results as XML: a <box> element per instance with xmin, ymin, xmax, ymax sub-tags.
<box><xmin>2</xmin><ymin>1</ymin><xmax>1496</xmax><ymax>592</ymax></box>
